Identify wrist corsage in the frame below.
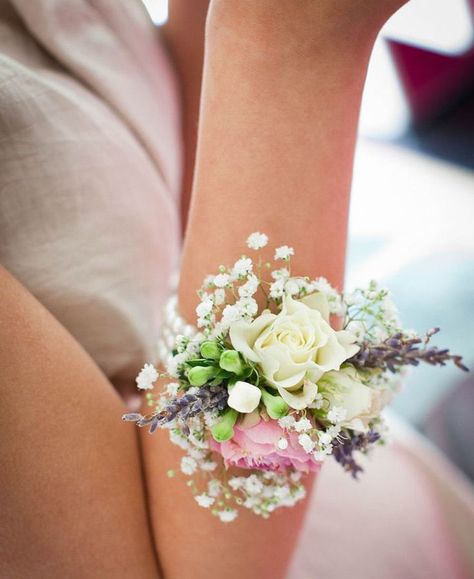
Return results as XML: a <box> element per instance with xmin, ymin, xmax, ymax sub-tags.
<box><xmin>124</xmin><ymin>232</ymin><xmax>467</xmax><ymax>522</ymax></box>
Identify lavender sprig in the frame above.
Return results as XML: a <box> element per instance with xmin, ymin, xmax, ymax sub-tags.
<box><xmin>123</xmin><ymin>385</ymin><xmax>229</xmax><ymax>434</ymax></box>
<box><xmin>349</xmin><ymin>328</ymin><xmax>468</xmax><ymax>374</ymax></box>
<box><xmin>332</xmin><ymin>430</ymin><xmax>381</xmax><ymax>478</ymax></box>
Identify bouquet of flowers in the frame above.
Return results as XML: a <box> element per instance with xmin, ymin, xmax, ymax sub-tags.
<box><xmin>123</xmin><ymin>232</ymin><xmax>467</xmax><ymax>523</ymax></box>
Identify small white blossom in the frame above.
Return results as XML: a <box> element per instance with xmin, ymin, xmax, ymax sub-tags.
<box><xmin>278</xmin><ymin>415</ymin><xmax>296</xmax><ymax>430</ymax></box>
<box><xmin>346</xmin><ymin>320</ymin><xmax>366</xmax><ymax>341</ymax></box>
<box><xmin>294</xmin><ymin>417</ymin><xmax>313</xmax><ymax>433</ymax></box>
<box><xmin>214</xmin><ymin>288</ymin><xmax>226</xmax><ymax>305</ymax></box>
<box><xmin>136</xmin><ymin>363</ymin><xmax>159</xmax><ymax>390</ymax></box>
<box><xmin>218</xmin><ymin>509</ymin><xmax>238</xmax><ymax>523</ymax></box>
<box><xmin>169</xmin><ymin>430</ymin><xmax>191</xmax><ymax>450</ymax></box>
<box><xmin>285</xmin><ymin>279</ymin><xmax>300</xmax><ymax>296</ymax></box>
<box><xmin>308</xmin><ymin>392</ymin><xmax>324</xmax><ymax>410</ymax></box>
<box><xmin>271</xmin><ymin>267</ymin><xmax>290</xmax><ymax>280</ymax></box>
<box><xmin>188</xmin><ymin>447</ymin><xmax>206</xmax><ymax>460</ymax></box>
<box><xmin>246</xmin><ymin>232</ymin><xmax>268</xmax><ymax>250</ymax></box>
<box><xmin>237</xmin><ymin>296</ymin><xmax>258</xmax><ymax>317</ymax></box>
<box><xmin>208</xmin><ymin>480</ymin><xmax>222</xmax><ymax>497</ymax></box>
<box><xmin>327</xmin><ymin>406</ymin><xmax>348</xmax><ymax>424</ymax></box>
<box><xmin>180</xmin><ymin>456</ymin><xmax>198</xmax><ymax>475</ymax></box>
<box><xmin>238</xmin><ymin>274</ymin><xmax>259</xmax><ymax>297</ymax></box>
<box><xmin>200</xmin><ymin>460</ymin><xmax>218</xmax><ymax>472</ymax></box>
<box><xmin>245</xmin><ymin>475</ymin><xmax>264</xmax><ymax>496</ymax></box>
<box><xmin>269</xmin><ymin>278</ymin><xmax>285</xmax><ymax>299</ymax></box>
<box><xmin>327</xmin><ymin>424</ymin><xmax>341</xmax><ymax>438</ymax></box>
<box><xmin>298</xmin><ymin>433</ymin><xmax>315</xmax><ymax>453</ymax></box>
<box><xmin>274</xmin><ymin>486</ymin><xmax>291</xmax><ymax>500</ymax></box>
<box><xmin>290</xmin><ymin>471</ymin><xmax>303</xmax><ymax>483</ymax></box>
<box><xmin>221</xmin><ymin>304</ymin><xmax>243</xmax><ymax>327</ymax></box>
<box><xmin>313</xmin><ymin>450</ymin><xmax>327</xmax><ymax>462</ymax></box>
<box><xmin>277</xmin><ymin>437</ymin><xmax>289</xmax><ymax>450</ymax></box>
<box><xmin>231</xmin><ymin>257</ymin><xmax>253</xmax><ymax>279</ymax></box>
<box><xmin>318</xmin><ymin>431</ymin><xmax>333</xmax><ymax>446</ymax></box>
<box><xmin>195</xmin><ymin>494</ymin><xmax>215</xmax><ymax>508</ymax></box>
<box><xmin>203</xmin><ymin>274</ymin><xmax>215</xmax><ymax>287</ymax></box>
<box><xmin>196</xmin><ymin>298</ymin><xmax>214</xmax><ymax>319</ymax></box>
<box><xmin>228</xmin><ymin>477</ymin><xmax>244</xmax><ymax>491</ymax></box>
<box><xmin>274</xmin><ymin>245</ymin><xmax>294</xmax><ymax>260</ymax></box>
<box><xmin>166</xmin><ymin>382</ymin><xmax>179</xmax><ymax>396</ymax></box>
<box><xmin>214</xmin><ymin>273</ymin><xmax>230</xmax><ymax>288</ymax></box>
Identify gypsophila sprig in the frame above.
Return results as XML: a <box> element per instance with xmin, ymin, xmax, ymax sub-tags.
<box><xmin>125</xmin><ymin>232</ymin><xmax>468</xmax><ymax>522</ymax></box>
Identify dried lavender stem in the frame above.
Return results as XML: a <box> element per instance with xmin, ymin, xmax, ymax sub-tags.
<box><xmin>349</xmin><ymin>328</ymin><xmax>468</xmax><ymax>374</ymax></box>
<box><xmin>123</xmin><ymin>384</ymin><xmax>229</xmax><ymax>433</ymax></box>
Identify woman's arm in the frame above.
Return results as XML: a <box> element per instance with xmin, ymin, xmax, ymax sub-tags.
<box><xmin>142</xmin><ymin>2</ymin><xmax>407</xmax><ymax>578</ymax></box>
<box><xmin>160</xmin><ymin>0</ymin><xmax>210</xmax><ymax>235</ymax></box>
<box><xmin>0</xmin><ymin>266</ymin><xmax>159</xmax><ymax>578</ymax></box>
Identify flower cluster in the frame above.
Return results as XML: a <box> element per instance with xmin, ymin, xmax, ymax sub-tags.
<box><xmin>124</xmin><ymin>232</ymin><xmax>467</xmax><ymax>522</ymax></box>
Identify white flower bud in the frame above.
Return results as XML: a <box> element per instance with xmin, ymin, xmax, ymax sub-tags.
<box><xmin>227</xmin><ymin>381</ymin><xmax>261</xmax><ymax>414</ymax></box>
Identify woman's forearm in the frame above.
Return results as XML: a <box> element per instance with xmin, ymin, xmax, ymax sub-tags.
<box><xmin>145</xmin><ymin>2</ymin><xmax>407</xmax><ymax>578</ymax></box>
<box><xmin>178</xmin><ymin>3</ymin><xmax>385</xmax><ymax>321</ymax></box>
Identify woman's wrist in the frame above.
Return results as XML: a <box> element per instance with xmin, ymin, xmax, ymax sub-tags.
<box><xmin>206</xmin><ymin>0</ymin><xmax>405</xmax><ymax>56</ymax></box>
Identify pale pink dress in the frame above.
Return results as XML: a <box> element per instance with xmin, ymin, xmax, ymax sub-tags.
<box><xmin>0</xmin><ymin>2</ymin><xmax>472</xmax><ymax>577</ymax></box>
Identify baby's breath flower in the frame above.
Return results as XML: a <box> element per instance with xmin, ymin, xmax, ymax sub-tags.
<box><xmin>136</xmin><ymin>363</ymin><xmax>159</xmax><ymax>390</ymax></box>
<box><xmin>271</xmin><ymin>267</ymin><xmax>290</xmax><ymax>280</ymax></box>
<box><xmin>169</xmin><ymin>429</ymin><xmax>191</xmax><ymax>450</ymax></box>
<box><xmin>318</xmin><ymin>431</ymin><xmax>333</xmax><ymax>446</ymax></box>
<box><xmin>308</xmin><ymin>392</ymin><xmax>324</xmax><ymax>410</ymax></box>
<box><xmin>274</xmin><ymin>245</ymin><xmax>294</xmax><ymax>260</ymax></box>
<box><xmin>269</xmin><ymin>278</ymin><xmax>285</xmax><ymax>299</ymax></box>
<box><xmin>196</xmin><ymin>298</ymin><xmax>214</xmax><ymax>319</ymax></box>
<box><xmin>277</xmin><ymin>437</ymin><xmax>289</xmax><ymax>450</ymax></box>
<box><xmin>180</xmin><ymin>456</ymin><xmax>198</xmax><ymax>475</ymax></box>
<box><xmin>214</xmin><ymin>288</ymin><xmax>226</xmax><ymax>305</ymax></box>
<box><xmin>221</xmin><ymin>304</ymin><xmax>241</xmax><ymax>327</ymax></box>
<box><xmin>327</xmin><ymin>424</ymin><xmax>341</xmax><ymax>438</ymax></box>
<box><xmin>246</xmin><ymin>232</ymin><xmax>268</xmax><ymax>250</ymax></box>
<box><xmin>278</xmin><ymin>415</ymin><xmax>296</xmax><ymax>430</ymax></box>
<box><xmin>200</xmin><ymin>460</ymin><xmax>218</xmax><ymax>472</ymax></box>
<box><xmin>236</xmin><ymin>296</ymin><xmax>258</xmax><ymax>317</ymax></box>
<box><xmin>218</xmin><ymin>509</ymin><xmax>238</xmax><ymax>523</ymax></box>
<box><xmin>245</xmin><ymin>474</ymin><xmax>264</xmax><ymax>496</ymax></box>
<box><xmin>238</xmin><ymin>274</ymin><xmax>259</xmax><ymax>298</ymax></box>
<box><xmin>195</xmin><ymin>494</ymin><xmax>215</xmax><ymax>508</ymax></box>
<box><xmin>327</xmin><ymin>406</ymin><xmax>348</xmax><ymax>424</ymax></box>
<box><xmin>208</xmin><ymin>480</ymin><xmax>222</xmax><ymax>497</ymax></box>
<box><xmin>214</xmin><ymin>273</ymin><xmax>230</xmax><ymax>288</ymax></box>
<box><xmin>166</xmin><ymin>382</ymin><xmax>179</xmax><ymax>396</ymax></box>
<box><xmin>284</xmin><ymin>279</ymin><xmax>300</xmax><ymax>296</ymax></box>
<box><xmin>313</xmin><ymin>450</ymin><xmax>327</xmax><ymax>462</ymax></box>
<box><xmin>228</xmin><ymin>477</ymin><xmax>244</xmax><ymax>491</ymax></box>
<box><xmin>298</xmin><ymin>433</ymin><xmax>315</xmax><ymax>453</ymax></box>
<box><xmin>231</xmin><ymin>257</ymin><xmax>253</xmax><ymax>279</ymax></box>
<box><xmin>294</xmin><ymin>417</ymin><xmax>313</xmax><ymax>433</ymax></box>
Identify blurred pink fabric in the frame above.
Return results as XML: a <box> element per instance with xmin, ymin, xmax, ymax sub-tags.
<box><xmin>0</xmin><ymin>1</ymin><xmax>472</xmax><ymax>577</ymax></box>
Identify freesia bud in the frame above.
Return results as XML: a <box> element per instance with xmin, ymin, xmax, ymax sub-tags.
<box><xmin>187</xmin><ymin>365</ymin><xmax>218</xmax><ymax>387</ymax></box>
<box><xmin>200</xmin><ymin>340</ymin><xmax>221</xmax><ymax>360</ymax></box>
<box><xmin>219</xmin><ymin>350</ymin><xmax>244</xmax><ymax>375</ymax></box>
<box><xmin>227</xmin><ymin>381</ymin><xmax>261</xmax><ymax>413</ymax></box>
<box><xmin>261</xmin><ymin>389</ymin><xmax>289</xmax><ymax>419</ymax></box>
<box><xmin>211</xmin><ymin>408</ymin><xmax>239</xmax><ymax>442</ymax></box>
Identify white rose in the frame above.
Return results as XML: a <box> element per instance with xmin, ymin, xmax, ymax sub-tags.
<box><xmin>318</xmin><ymin>366</ymin><xmax>389</xmax><ymax>432</ymax></box>
<box><xmin>229</xmin><ymin>293</ymin><xmax>359</xmax><ymax>409</ymax></box>
<box><xmin>227</xmin><ymin>381</ymin><xmax>262</xmax><ymax>413</ymax></box>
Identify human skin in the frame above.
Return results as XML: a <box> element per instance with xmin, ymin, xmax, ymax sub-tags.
<box><xmin>0</xmin><ymin>266</ymin><xmax>160</xmax><ymax>578</ymax></box>
<box><xmin>0</xmin><ymin>1</ymin><xmax>408</xmax><ymax>577</ymax></box>
<box><xmin>141</xmin><ymin>1</ymin><xmax>408</xmax><ymax>578</ymax></box>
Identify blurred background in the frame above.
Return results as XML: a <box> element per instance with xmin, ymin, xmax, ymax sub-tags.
<box><xmin>142</xmin><ymin>0</ymin><xmax>474</xmax><ymax>480</ymax></box>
